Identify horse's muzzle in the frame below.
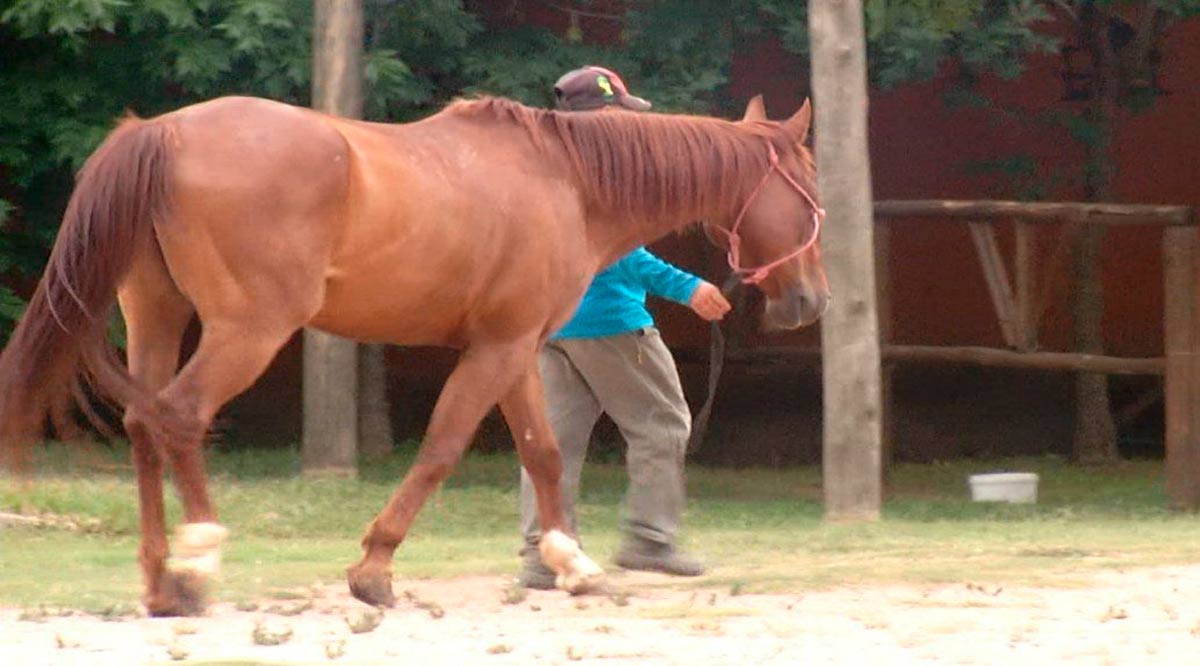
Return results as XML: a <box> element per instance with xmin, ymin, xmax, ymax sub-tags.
<box><xmin>763</xmin><ymin>283</ymin><xmax>830</xmax><ymax>331</ymax></box>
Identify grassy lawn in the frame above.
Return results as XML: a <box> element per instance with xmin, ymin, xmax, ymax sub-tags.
<box><xmin>2</xmin><ymin>443</ymin><xmax>1199</xmax><ymax>609</ymax></box>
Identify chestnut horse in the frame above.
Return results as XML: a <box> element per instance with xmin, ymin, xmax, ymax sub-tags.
<box><xmin>0</xmin><ymin>93</ymin><xmax>828</xmax><ymax>616</ymax></box>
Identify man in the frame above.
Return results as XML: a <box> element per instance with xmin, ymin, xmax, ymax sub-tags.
<box><xmin>518</xmin><ymin>66</ymin><xmax>733</xmax><ymax>589</ymax></box>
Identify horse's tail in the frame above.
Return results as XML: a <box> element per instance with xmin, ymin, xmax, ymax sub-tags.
<box><xmin>0</xmin><ymin>116</ymin><xmax>175</xmax><ymax>466</ymax></box>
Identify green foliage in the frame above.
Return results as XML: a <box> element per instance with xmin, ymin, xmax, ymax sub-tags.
<box><xmin>865</xmin><ymin>1</ymin><xmax>1057</xmax><ymax>87</ymax></box>
<box><xmin>1154</xmin><ymin>0</ymin><xmax>1200</xmax><ymax>17</ymax></box>
<box><xmin>965</xmin><ymin>155</ymin><xmax>1057</xmax><ymax>200</ymax></box>
<box><xmin>618</xmin><ymin>0</ymin><xmax>758</xmax><ymax>113</ymax></box>
<box><xmin>462</xmin><ymin>26</ymin><xmax>623</xmax><ymax>107</ymax></box>
<box><xmin>954</xmin><ymin>2</ymin><xmax>1058</xmax><ymax>80</ymax></box>
<box><xmin>361</xmin><ymin>0</ymin><xmax>483</xmax><ymax>118</ymax></box>
<box><xmin>761</xmin><ymin>0</ymin><xmax>1056</xmax><ymax>88</ymax></box>
<box><xmin>0</xmin><ymin>286</ymin><xmax>24</xmax><ymax>342</ymax></box>
<box><xmin>0</xmin><ymin>0</ymin><xmax>327</xmax><ymax>308</ymax></box>
<box><xmin>1</xmin><ymin>0</ymin><xmax>128</xmax><ymax>38</ymax></box>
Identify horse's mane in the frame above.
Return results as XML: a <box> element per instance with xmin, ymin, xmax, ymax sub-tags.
<box><xmin>445</xmin><ymin>96</ymin><xmax>810</xmax><ymax>224</ymax></box>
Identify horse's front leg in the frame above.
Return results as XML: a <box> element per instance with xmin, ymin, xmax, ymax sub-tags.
<box><xmin>500</xmin><ymin>365</ymin><xmax>604</xmax><ymax>593</ymax></box>
<box><xmin>348</xmin><ymin>339</ymin><xmax>559</xmax><ymax>606</ymax></box>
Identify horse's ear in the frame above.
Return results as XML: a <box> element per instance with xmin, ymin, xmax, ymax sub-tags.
<box><xmin>742</xmin><ymin>94</ymin><xmax>767</xmax><ymax>122</ymax></box>
<box><xmin>783</xmin><ymin>98</ymin><xmax>812</xmax><ymax>141</ymax></box>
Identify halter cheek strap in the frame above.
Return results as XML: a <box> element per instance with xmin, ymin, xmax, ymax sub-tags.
<box><xmin>707</xmin><ymin>142</ymin><xmax>825</xmax><ymax>285</ymax></box>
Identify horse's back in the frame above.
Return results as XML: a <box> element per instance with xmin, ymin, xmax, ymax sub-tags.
<box><xmin>166</xmin><ymin>96</ymin><xmax>347</xmax><ymax>194</ymax></box>
<box><xmin>306</xmin><ymin>111</ymin><xmax>595</xmax><ymax>345</ymax></box>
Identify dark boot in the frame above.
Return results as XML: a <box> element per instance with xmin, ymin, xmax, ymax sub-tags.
<box><xmin>613</xmin><ymin>537</ymin><xmax>705</xmax><ymax>576</ymax></box>
<box><xmin>515</xmin><ymin>545</ymin><xmax>556</xmax><ymax>590</ymax></box>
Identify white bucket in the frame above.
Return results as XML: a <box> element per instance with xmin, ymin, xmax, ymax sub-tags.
<box><xmin>968</xmin><ymin>472</ymin><xmax>1039</xmax><ymax>504</ymax></box>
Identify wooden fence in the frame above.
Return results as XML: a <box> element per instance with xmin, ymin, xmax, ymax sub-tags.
<box><xmin>692</xmin><ymin>200</ymin><xmax>1200</xmax><ymax>510</ymax></box>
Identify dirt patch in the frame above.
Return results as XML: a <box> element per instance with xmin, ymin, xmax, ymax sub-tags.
<box><xmin>3</xmin><ymin>566</ymin><xmax>1199</xmax><ymax>665</ymax></box>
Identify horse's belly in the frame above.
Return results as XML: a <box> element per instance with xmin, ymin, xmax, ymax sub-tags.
<box><xmin>308</xmin><ymin>286</ymin><xmax>469</xmax><ymax>347</ymax></box>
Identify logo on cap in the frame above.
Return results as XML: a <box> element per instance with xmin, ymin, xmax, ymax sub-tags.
<box><xmin>596</xmin><ymin>75</ymin><xmax>615</xmax><ymax>100</ymax></box>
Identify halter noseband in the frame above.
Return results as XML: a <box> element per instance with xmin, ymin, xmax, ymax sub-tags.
<box><xmin>706</xmin><ymin>142</ymin><xmax>824</xmax><ymax>285</ymax></box>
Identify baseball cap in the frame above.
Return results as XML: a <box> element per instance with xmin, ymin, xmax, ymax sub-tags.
<box><xmin>553</xmin><ymin>66</ymin><xmax>652</xmax><ymax>112</ymax></box>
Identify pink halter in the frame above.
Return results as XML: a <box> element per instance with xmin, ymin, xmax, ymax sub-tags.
<box><xmin>706</xmin><ymin>142</ymin><xmax>824</xmax><ymax>285</ymax></box>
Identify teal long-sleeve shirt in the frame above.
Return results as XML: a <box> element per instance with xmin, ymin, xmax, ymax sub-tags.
<box><xmin>552</xmin><ymin>247</ymin><xmax>701</xmax><ymax>340</ymax></box>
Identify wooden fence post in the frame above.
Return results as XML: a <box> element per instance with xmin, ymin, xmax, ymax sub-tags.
<box><xmin>875</xmin><ymin>221</ymin><xmax>894</xmax><ymax>479</ymax></box>
<box><xmin>1013</xmin><ymin>221</ymin><xmax>1038</xmax><ymax>351</ymax></box>
<box><xmin>1163</xmin><ymin>225</ymin><xmax>1200</xmax><ymax>510</ymax></box>
<box><xmin>968</xmin><ymin>222</ymin><xmax>1019</xmax><ymax>347</ymax></box>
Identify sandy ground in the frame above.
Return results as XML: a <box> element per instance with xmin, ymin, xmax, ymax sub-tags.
<box><xmin>3</xmin><ymin>565</ymin><xmax>1200</xmax><ymax>665</ymax></box>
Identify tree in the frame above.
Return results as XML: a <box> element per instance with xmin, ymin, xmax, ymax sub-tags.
<box><xmin>1067</xmin><ymin>1</ymin><xmax>1125</xmax><ymax>464</ymax></box>
<box><xmin>1056</xmin><ymin>1</ymin><xmax>1199</xmax><ymax>464</ymax></box>
<box><xmin>810</xmin><ymin>1</ymin><xmax>882</xmax><ymax>520</ymax></box>
<box><xmin>301</xmin><ymin>0</ymin><xmax>364</xmax><ymax>475</ymax></box>
<box><xmin>358</xmin><ymin>345</ymin><xmax>394</xmax><ymax>458</ymax></box>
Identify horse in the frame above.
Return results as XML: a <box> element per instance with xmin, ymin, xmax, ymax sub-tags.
<box><xmin>0</xmin><ymin>91</ymin><xmax>829</xmax><ymax>616</ymax></box>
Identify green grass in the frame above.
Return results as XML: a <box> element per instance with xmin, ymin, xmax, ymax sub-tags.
<box><xmin>2</xmin><ymin>444</ymin><xmax>1199</xmax><ymax>608</ymax></box>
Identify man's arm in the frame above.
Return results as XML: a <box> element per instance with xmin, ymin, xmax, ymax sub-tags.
<box><xmin>625</xmin><ymin>248</ymin><xmax>730</xmax><ymax>321</ymax></box>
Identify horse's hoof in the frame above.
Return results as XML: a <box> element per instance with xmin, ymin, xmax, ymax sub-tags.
<box><xmin>558</xmin><ymin>571</ymin><xmax>607</xmax><ymax>596</ymax></box>
<box><xmin>146</xmin><ymin>570</ymin><xmax>209</xmax><ymax>617</ymax></box>
<box><xmin>347</xmin><ymin>564</ymin><xmax>395</xmax><ymax>608</ymax></box>
<box><xmin>539</xmin><ymin>530</ymin><xmax>607</xmax><ymax>596</ymax></box>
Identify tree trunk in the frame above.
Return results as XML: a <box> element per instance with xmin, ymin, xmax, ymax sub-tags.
<box><xmin>302</xmin><ymin>0</ymin><xmax>364</xmax><ymax>476</ymax></box>
<box><xmin>358</xmin><ymin>344</ymin><xmax>395</xmax><ymax>458</ymax></box>
<box><xmin>809</xmin><ymin>0</ymin><xmax>883</xmax><ymax>520</ymax></box>
<box><xmin>1071</xmin><ymin>3</ymin><xmax>1119</xmax><ymax>464</ymax></box>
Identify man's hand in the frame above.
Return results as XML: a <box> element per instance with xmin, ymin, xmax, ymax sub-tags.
<box><xmin>689</xmin><ymin>281</ymin><xmax>732</xmax><ymax>321</ymax></box>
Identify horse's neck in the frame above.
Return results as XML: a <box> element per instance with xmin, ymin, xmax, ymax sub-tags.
<box><xmin>583</xmin><ymin>210</ymin><xmax>690</xmax><ymax>271</ymax></box>
<box><xmin>566</xmin><ymin>139</ymin><xmax>731</xmax><ymax>265</ymax></box>
<box><xmin>430</xmin><ymin>105</ymin><xmax>704</xmax><ymax>267</ymax></box>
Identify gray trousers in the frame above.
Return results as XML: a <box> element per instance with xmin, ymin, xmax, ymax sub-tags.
<box><xmin>520</xmin><ymin>327</ymin><xmax>691</xmax><ymax>548</ymax></box>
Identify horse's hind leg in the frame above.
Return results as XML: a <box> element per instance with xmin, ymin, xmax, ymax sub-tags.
<box><xmin>122</xmin><ymin>241</ymin><xmax>302</xmax><ymax>616</ymax></box>
<box><xmin>347</xmin><ymin>339</ymin><xmax>586</xmax><ymax>606</ymax></box>
<box><xmin>500</xmin><ymin>365</ymin><xmax>604</xmax><ymax>592</ymax></box>
<box><xmin>138</xmin><ymin>318</ymin><xmax>298</xmax><ymax>615</ymax></box>
<box><xmin>117</xmin><ymin>252</ymin><xmax>196</xmax><ymax>616</ymax></box>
